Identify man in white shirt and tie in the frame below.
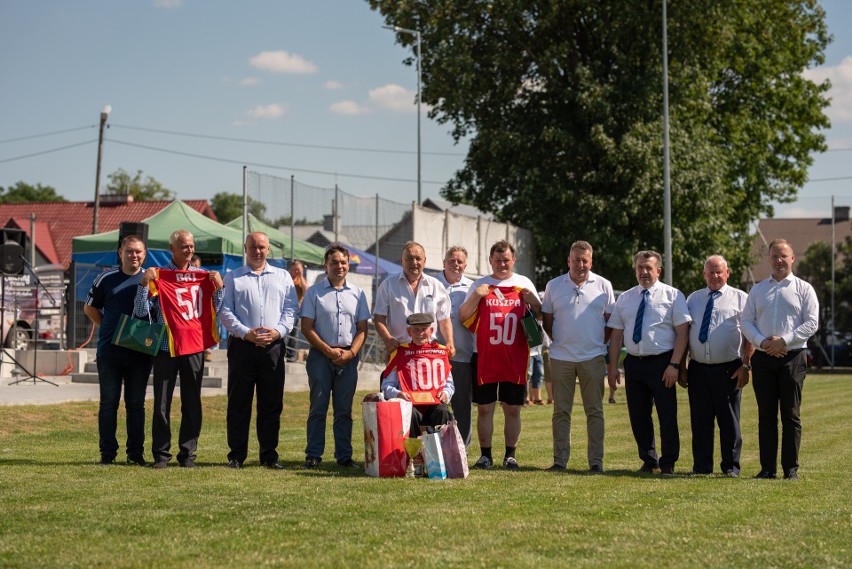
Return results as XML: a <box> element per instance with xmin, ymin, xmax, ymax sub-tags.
<box><xmin>681</xmin><ymin>255</ymin><xmax>754</xmax><ymax>477</ymax></box>
<box><xmin>607</xmin><ymin>250</ymin><xmax>691</xmax><ymax>476</ymax></box>
<box><xmin>742</xmin><ymin>239</ymin><xmax>818</xmax><ymax>481</ymax></box>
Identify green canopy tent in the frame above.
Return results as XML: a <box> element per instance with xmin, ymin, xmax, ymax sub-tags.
<box><xmin>71</xmin><ymin>200</ymin><xmax>264</xmax><ymax>271</ymax></box>
<box><xmin>224</xmin><ymin>213</ymin><xmax>326</xmax><ymax>266</ymax></box>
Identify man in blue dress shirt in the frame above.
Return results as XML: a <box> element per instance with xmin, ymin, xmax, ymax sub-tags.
<box><xmin>300</xmin><ymin>244</ymin><xmax>371</xmax><ymax>469</ymax></box>
<box><xmin>219</xmin><ymin>232</ymin><xmax>298</xmax><ymax>469</ymax></box>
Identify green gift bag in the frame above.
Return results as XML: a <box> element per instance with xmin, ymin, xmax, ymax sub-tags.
<box><xmin>521</xmin><ymin>307</ymin><xmax>543</xmax><ymax>349</ymax></box>
<box><xmin>111</xmin><ymin>312</ymin><xmax>164</xmax><ymax>356</ymax></box>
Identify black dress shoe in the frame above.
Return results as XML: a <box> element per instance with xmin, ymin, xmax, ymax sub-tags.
<box><xmin>546</xmin><ymin>464</ymin><xmax>566</xmax><ymax>472</ymax></box>
<box><xmin>753</xmin><ymin>470</ymin><xmax>777</xmax><ymax>479</ymax></box>
<box><xmin>99</xmin><ymin>456</ymin><xmax>116</xmax><ymax>465</ymax></box>
<box><xmin>660</xmin><ymin>465</ymin><xmax>675</xmax><ymax>477</ymax></box>
<box><xmin>638</xmin><ymin>463</ymin><xmax>660</xmax><ymax>474</ymax></box>
<box><xmin>264</xmin><ymin>461</ymin><xmax>285</xmax><ymax>470</ymax></box>
<box><xmin>227</xmin><ymin>459</ymin><xmax>242</xmax><ymax>469</ymax></box>
<box><xmin>783</xmin><ymin>469</ymin><xmax>799</xmax><ymax>481</ymax></box>
<box><xmin>303</xmin><ymin>457</ymin><xmax>321</xmax><ymax>469</ymax></box>
<box><xmin>126</xmin><ymin>456</ymin><xmax>149</xmax><ymax>467</ymax></box>
<box><xmin>589</xmin><ymin>464</ymin><xmax>604</xmax><ymax>474</ymax></box>
<box><xmin>179</xmin><ymin>460</ymin><xmax>196</xmax><ymax>469</ymax></box>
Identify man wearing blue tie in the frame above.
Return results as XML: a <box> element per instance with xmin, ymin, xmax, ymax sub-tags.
<box><xmin>680</xmin><ymin>255</ymin><xmax>754</xmax><ymax>477</ymax></box>
<box><xmin>607</xmin><ymin>250</ymin><xmax>691</xmax><ymax>475</ymax></box>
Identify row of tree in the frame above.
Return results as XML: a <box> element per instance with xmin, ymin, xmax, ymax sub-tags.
<box><xmin>0</xmin><ymin>171</ymin><xmax>311</xmax><ymax>228</ymax></box>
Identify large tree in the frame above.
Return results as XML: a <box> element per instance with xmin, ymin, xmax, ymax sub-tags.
<box><xmin>105</xmin><ymin>168</ymin><xmax>173</xmax><ymax>201</ymax></box>
<box><xmin>369</xmin><ymin>0</ymin><xmax>831</xmax><ymax>290</ymax></box>
<box><xmin>0</xmin><ymin>182</ymin><xmax>66</xmax><ymax>203</ymax></box>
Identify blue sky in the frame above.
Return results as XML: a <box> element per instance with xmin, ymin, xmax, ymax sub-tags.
<box><xmin>1</xmin><ymin>0</ymin><xmax>850</xmax><ymax>219</ymax></box>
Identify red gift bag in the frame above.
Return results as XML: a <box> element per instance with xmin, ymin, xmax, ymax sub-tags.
<box><xmin>362</xmin><ymin>400</ymin><xmax>413</xmax><ymax>477</ymax></box>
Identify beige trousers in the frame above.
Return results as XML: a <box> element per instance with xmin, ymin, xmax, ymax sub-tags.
<box><xmin>550</xmin><ymin>355</ymin><xmax>606</xmax><ymax>468</ymax></box>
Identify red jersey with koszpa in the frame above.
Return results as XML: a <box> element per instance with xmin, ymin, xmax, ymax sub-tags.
<box><xmin>148</xmin><ymin>270</ymin><xmax>219</xmax><ymax>356</ymax></box>
<box><xmin>464</xmin><ymin>286</ymin><xmax>529</xmax><ymax>385</ymax></box>
<box><xmin>385</xmin><ymin>342</ymin><xmax>451</xmax><ymax>405</ymax></box>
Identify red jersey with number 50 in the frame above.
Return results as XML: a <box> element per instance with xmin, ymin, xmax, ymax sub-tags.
<box><xmin>150</xmin><ymin>270</ymin><xmax>219</xmax><ymax>356</ymax></box>
<box><xmin>385</xmin><ymin>342</ymin><xmax>450</xmax><ymax>405</ymax></box>
<box><xmin>464</xmin><ymin>286</ymin><xmax>529</xmax><ymax>385</ymax></box>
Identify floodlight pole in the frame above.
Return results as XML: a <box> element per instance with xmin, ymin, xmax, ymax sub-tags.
<box><xmin>383</xmin><ymin>24</ymin><xmax>422</xmax><ymax>205</ymax></box>
<box><xmin>92</xmin><ymin>105</ymin><xmax>111</xmax><ymax>234</ymax></box>
<box><xmin>662</xmin><ymin>1</ymin><xmax>673</xmax><ymax>284</ymax></box>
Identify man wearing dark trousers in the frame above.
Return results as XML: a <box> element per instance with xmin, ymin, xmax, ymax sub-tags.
<box><xmin>135</xmin><ymin>229</ymin><xmax>224</xmax><ymax>469</ymax></box>
<box><xmin>84</xmin><ymin>235</ymin><xmax>154</xmax><ymax>466</ymax></box>
<box><xmin>219</xmin><ymin>232</ymin><xmax>298</xmax><ymax>469</ymax></box>
<box><xmin>681</xmin><ymin>255</ymin><xmax>754</xmax><ymax>477</ymax></box>
<box><xmin>607</xmin><ymin>250</ymin><xmax>691</xmax><ymax>476</ymax></box>
<box><xmin>742</xmin><ymin>239</ymin><xmax>818</xmax><ymax>481</ymax></box>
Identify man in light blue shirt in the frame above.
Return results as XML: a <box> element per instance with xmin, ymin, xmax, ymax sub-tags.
<box><xmin>219</xmin><ymin>232</ymin><xmax>298</xmax><ymax>469</ymax></box>
<box><xmin>300</xmin><ymin>244</ymin><xmax>371</xmax><ymax>469</ymax></box>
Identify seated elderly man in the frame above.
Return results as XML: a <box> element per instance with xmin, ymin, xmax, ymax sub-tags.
<box><xmin>381</xmin><ymin>313</ymin><xmax>455</xmax><ymax>435</ymax></box>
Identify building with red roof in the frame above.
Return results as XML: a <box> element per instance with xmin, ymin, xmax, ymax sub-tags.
<box><xmin>0</xmin><ymin>196</ymin><xmax>216</xmax><ymax>269</ymax></box>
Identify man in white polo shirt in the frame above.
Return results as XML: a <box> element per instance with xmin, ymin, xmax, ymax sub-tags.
<box><xmin>541</xmin><ymin>241</ymin><xmax>615</xmax><ymax>473</ymax></box>
<box><xmin>373</xmin><ymin>241</ymin><xmax>455</xmax><ymax>360</ymax></box>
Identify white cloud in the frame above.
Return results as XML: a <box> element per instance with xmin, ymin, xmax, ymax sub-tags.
<box><xmin>153</xmin><ymin>0</ymin><xmax>182</xmax><ymax>8</ymax></box>
<box><xmin>330</xmin><ymin>100</ymin><xmax>369</xmax><ymax>115</ymax></box>
<box><xmin>246</xmin><ymin>103</ymin><xmax>287</xmax><ymax>119</ymax></box>
<box><xmin>774</xmin><ymin>205</ymin><xmax>826</xmax><ymax>218</ymax></box>
<box><xmin>239</xmin><ymin>77</ymin><xmax>260</xmax><ymax>86</ymax></box>
<box><xmin>805</xmin><ymin>56</ymin><xmax>852</xmax><ymax>123</ymax></box>
<box><xmin>368</xmin><ymin>83</ymin><xmax>417</xmax><ymax>112</ymax></box>
<box><xmin>249</xmin><ymin>50</ymin><xmax>318</xmax><ymax>74</ymax></box>
<box><xmin>324</xmin><ymin>80</ymin><xmax>344</xmax><ymax>90</ymax></box>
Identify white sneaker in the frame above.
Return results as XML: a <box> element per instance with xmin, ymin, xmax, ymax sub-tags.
<box><xmin>472</xmin><ymin>455</ymin><xmax>492</xmax><ymax>469</ymax></box>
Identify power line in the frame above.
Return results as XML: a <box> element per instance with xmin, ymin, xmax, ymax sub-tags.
<box><xmin>0</xmin><ymin>126</ymin><xmax>93</xmax><ymax>145</ymax></box>
<box><xmin>110</xmin><ymin>123</ymin><xmax>465</xmax><ymax>157</ymax></box>
<box><xmin>106</xmin><ymin>138</ymin><xmax>451</xmax><ymax>185</ymax></box>
<box><xmin>0</xmin><ymin>140</ymin><xmax>96</xmax><ymax>164</ymax></box>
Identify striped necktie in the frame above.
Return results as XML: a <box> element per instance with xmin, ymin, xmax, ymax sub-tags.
<box><xmin>698</xmin><ymin>290</ymin><xmax>722</xmax><ymax>343</ymax></box>
<box><xmin>632</xmin><ymin>289</ymin><xmax>649</xmax><ymax>344</ymax></box>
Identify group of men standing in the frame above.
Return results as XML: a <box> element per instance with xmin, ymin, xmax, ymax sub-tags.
<box><xmin>86</xmin><ymin>230</ymin><xmax>817</xmax><ymax>479</ymax></box>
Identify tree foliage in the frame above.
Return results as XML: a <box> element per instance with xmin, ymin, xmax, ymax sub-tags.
<box><xmin>0</xmin><ymin>182</ymin><xmax>66</xmax><ymax>203</ymax></box>
<box><xmin>369</xmin><ymin>0</ymin><xmax>831</xmax><ymax>290</ymax></box>
<box><xmin>797</xmin><ymin>238</ymin><xmax>852</xmax><ymax>339</ymax></box>
<box><xmin>105</xmin><ymin>168</ymin><xmax>173</xmax><ymax>201</ymax></box>
<box><xmin>210</xmin><ymin>192</ymin><xmax>267</xmax><ymax>224</ymax></box>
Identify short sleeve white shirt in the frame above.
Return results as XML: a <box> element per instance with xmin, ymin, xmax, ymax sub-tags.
<box><xmin>607</xmin><ymin>281</ymin><xmax>692</xmax><ymax>356</ymax></box>
<box><xmin>541</xmin><ymin>271</ymin><xmax>615</xmax><ymax>362</ymax></box>
<box><xmin>686</xmin><ymin>284</ymin><xmax>748</xmax><ymax>364</ymax></box>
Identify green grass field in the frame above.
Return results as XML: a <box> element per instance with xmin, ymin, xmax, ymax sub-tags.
<box><xmin>1</xmin><ymin>374</ymin><xmax>850</xmax><ymax>568</ymax></box>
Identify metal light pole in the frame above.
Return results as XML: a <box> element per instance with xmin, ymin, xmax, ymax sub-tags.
<box><xmin>661</xmin><ymin>1</ymin><xmax>673</xmax><ymax>284</ymax></box>
<box><xmin>383</xmin><ymin>24</ymin><xmax>422</xmax><ymax>205</ymax></box>
<box><xmin>92</xmin><ymin>104</ymin><xmax>111</xmax><ymax>234</ymax></box>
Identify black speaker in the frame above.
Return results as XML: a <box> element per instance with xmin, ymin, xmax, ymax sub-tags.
<box><xmin>118</xmin><ymin>222</ymin><xmax>149</xmax><ymax>250</ymax></box>
<box><xmin>0</xmin><ymin>243</ymin><xmax>24</xmax><ymax>275</ymax></box>
<box><xmin>0</xmin><ymin>229</ymin><xmax>25</xmax><ymax>274</ymax></box>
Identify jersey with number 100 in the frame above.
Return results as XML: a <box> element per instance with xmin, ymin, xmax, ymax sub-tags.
<box><xmin>150</xmin><ymin>270</ymin><xmax>219</xmax><ymax>356</ymax></box>
<box><xmin>464</xmin><ymin>286</ymin><xmax>529</xmax><ymax>385</ymax></box>
<box><xmin>385</xmin><ymin>342</ymin><xmax>450</xmax><ymax>405</ymax></box>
